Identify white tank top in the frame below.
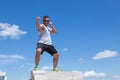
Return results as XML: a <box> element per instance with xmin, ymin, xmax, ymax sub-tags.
<box><xmin>38</xmin><ymin>25</ymin><xmax>52</xmax><ymax>45</ymax></box>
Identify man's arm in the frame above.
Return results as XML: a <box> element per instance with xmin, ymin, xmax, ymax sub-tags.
<box><xmin>36</xmin><ymin>17</ymin><xmax>44</xmax><ymax>32</ymax></box>
<box><xmin>49</xmin><ymin>22</ymin><xmax>57</xmax><ymax>34</ymax></box>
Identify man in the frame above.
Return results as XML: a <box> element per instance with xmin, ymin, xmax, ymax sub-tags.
<box><xmin>34</xmin><ymin>16</ymin><xmax>61</xmax><ymax>72</ymax></box>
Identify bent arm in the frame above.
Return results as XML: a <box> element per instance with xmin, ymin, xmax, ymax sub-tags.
<box><xmin>36</xmin><ymin>17</ymin><xmax>44</xmax><ymax>32</ymax></box>
<box><xmin>49</xmin><ymin>22</ymin><xmax>57</xmax><ymax>34</ymax></box>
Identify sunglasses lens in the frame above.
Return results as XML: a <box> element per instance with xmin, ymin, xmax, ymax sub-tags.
<box><xmin>44</xmin><ymin>20</ymin><xmax>49</xmax><ymax>22</ymax></box>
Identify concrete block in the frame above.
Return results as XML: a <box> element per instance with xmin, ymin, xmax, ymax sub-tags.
<box><xmin>30</xmin><ymin>70</ymin><xmax>83</xmax><ymax>80</ymax></box>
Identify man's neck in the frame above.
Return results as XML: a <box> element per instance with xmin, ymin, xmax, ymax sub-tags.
<box><xmin>43</xmin><ymin>23</ymin><xmax>48</xmax><ymax>27</ymax></box>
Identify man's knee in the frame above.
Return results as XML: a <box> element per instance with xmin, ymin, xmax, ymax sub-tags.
<box><xmin>36</xmin><ymin>48</ymin><xmax>42</xmax><ymax>54</ymax></box>
<box><xmin>53</xmin><ymin>53</ymin><xmax>59</xmax><ymax>58</ymax></box>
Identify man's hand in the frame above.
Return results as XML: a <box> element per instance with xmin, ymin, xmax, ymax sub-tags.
<box><xmin>36</xmin><ymin>16</ymin><xmax>40</xmax><ymax>20</ymax></box>
<box><xmin>49</xmin><ymin>22</ymin><xmax>53</xmax><ymax>27</ymax></box>
<box><xmin>49</xmin><ymin>22</ymin><xmax>57</xmax><ymax>34</ymax></box>
<box><xmin>36</xmin><ymin>17</ymin><xmax>40</xmax><ymax>23</ymax></box>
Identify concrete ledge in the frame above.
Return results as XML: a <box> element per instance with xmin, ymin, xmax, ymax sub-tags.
<box><xmin>31</xmin><ymin>70</ymin><xmax>83</xmax><ymax>80</ymax></box>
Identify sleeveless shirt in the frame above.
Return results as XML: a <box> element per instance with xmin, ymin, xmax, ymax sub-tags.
<box><xmin>38</xmin><ymin>25</ymin><xmax>52</xmax><ymax>45</ymax></box>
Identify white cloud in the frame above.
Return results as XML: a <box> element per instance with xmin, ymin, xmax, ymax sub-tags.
<box><xmin>0</xmin><ymin>54</ymin><xmax>25</xmax><ymax>64</ymax></box>
<box><xmin>20</xmin><ymin>63</ymin><xmax>33</xmax><ymax>69</ymax></box>
<box><xmin>62</xmin><ymin>48</ymin><xmax>68</xmax><ymax>51</ymax></box>
<box><xmin>83</xmin><ymin>70</ymin><xmax>106</xmax><ymax>78</ymax></box>
<box><xmin>78</xmin><ymin>58</ymin><xmax>85</xmax><ymax>63</ymax></box>
<box><xmin>113</xmin><ymin>75</ymin><xmax>120</xmax><ymax>79</ymax></box>
<box><xmin>93</xmin><ymin>50</ymin><xmax>118</xmax><ymax>60</ymax></box>
<box><xmin>79</xmin><ymin>58</ymin><xmax>83</xmax><ymax>61</ymax></box>
<box><xmin>41</xmin><ymin>66</ymin><xmax>53</xmax><ymax>70</ymax></box>
<box><xmin>0</xmin><ymin>54</ymin><xmax>24</xmax><ymax>59</ymax></box>
<box><xmin>0</xmin><ymin>23</ymin><xmax>27</xmax><ymax>39</ymax></box>
<box><xmin>114</xmin><ymin>75</ymin><xmax>119</xmax><ymax>78</ymax></box>
<box><xmin>10</xmin><ymin>54</ymin><xmax>25</xmax><ymax>59</ymax></box>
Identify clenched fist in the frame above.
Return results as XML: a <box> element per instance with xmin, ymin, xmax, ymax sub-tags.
<box><xmin>36</xmin><ymin>16</ymin><xmax>40</xmax><ymax>20</ymax></box>
<box><xmin>49</xmin><ymin>22</ymin><xmax>53</xmax><ymax>26</ymax></box>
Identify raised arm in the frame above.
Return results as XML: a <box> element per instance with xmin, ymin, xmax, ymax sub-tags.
<box><xmin>49</xmin><ymin>22</ymin><xmax>57</xmax><ymax>34</ymax></box>
<box><xmin>36</xmin><ymin>17</ymin><xmax>44</xmax><ymax>32</ymax></box>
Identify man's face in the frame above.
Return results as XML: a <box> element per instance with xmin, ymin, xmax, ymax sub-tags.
<box><xmin>43</xmin><ymin>18</ymin><xmax>49</xmax><ymax>25</ymax></box>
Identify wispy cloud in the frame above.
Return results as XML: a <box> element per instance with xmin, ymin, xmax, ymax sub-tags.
<box><xmin>83</xmin><ymin>70</ymin><xmax>106</xmax><ymax>78</ymax></box>
<box><xmin>0</xmin><ymin>23</ymin><xmax>27</xmax><ymax>39</ymax></box>
<box><xmin>0</xmin><ymin>54</ymin><xmax>25</xmax><ymax>64</ymax></box>
<box><xmin>20</xmin><ymin>63</ymin><xmax>33</xmax><ymax>69</ymax></box>
<box><xmin>0</xmin><ymin>54</ymin><xmax>25</xmax><ymax>59</ymax></box>
<box><xmin>62</xmin><ymin>48</ymin><xmax>68</xmax><ymax>51</ymax></box>
<box><xmin>41</xmin><ymin>66</ymin><xmax>53</xmax><ymax>70</ymax></box>
<box><xmin>78</xmin><ymin>58</ymin><xmax>85</xmax><ymax>63</ymax></box>
<box><xmin>93</xmin><ymin>50</ymin><xmax>118</xmax><ymax>60</ymax></box>
<box><xmin>113</xmin><ymin>75</ymin><xmax>120</xmax><ymax>80</ymax></box>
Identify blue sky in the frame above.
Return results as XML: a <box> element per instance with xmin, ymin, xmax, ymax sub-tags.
<box><xmin>0</xmin><ymin>0</ymin><xmax>120</xmax><ymax>80</ymax></box>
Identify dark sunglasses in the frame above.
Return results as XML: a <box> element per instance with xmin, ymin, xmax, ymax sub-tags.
<box><xmin>44</xmin><ymin>20</ymin><xmax>49</xmax><ymax>22</ymax></box>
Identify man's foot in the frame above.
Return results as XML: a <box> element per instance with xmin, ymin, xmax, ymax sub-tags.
<box><xmin>53</xmin><ymin>67</ymin><xmax>61</xmax><ymax>72</ymax></box>
<box><xmin>34</xmin><ymin>66</ymin><xmax>39</xmax><ymax>70</ymax></box>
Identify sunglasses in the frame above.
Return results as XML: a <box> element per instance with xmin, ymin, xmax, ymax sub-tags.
<box><xmin>44</xmin><ymin>20</ymin><xmax>49</xmax><ymax>22</ymax></box>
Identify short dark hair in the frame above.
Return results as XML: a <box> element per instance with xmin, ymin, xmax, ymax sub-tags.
<box><xmin>43</xmin><ymin>16</ymin><xmax>49</xmax><ymax>19</ymax></box>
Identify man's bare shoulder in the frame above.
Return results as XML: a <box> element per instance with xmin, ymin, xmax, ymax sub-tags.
<box><xmin>40</xmin><ymin>24</ymin><xmax>45</xmax><ymax>27</ymax></box>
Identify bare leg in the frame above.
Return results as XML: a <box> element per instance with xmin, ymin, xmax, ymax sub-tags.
<box><xmin>53</xmin><ymin>53</ymin><xmax>59</xmax><ymax>68</ymax></box>
<box><xmin>35</xmin><ymin>48</ymin><xmax>42</xmax><ymax>67</ymax></box>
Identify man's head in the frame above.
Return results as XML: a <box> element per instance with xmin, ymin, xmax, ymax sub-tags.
<box><xmin>43</xmin><ymin>16</ymin><xmax>49</xmax><ymax>26</ymax></box>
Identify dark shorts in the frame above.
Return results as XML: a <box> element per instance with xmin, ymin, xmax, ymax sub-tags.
<box><xmin>36</xmin><ymin>43</ymin><xmax>58</xmax><ymax>56</ymax></box>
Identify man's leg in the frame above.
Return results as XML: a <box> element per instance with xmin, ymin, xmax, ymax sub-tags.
<box><xmin>53</xmin><ymin>53</ymin><xmax>61</xmax><ymax>72</ymax></box>
<box><xmin>35</xmin><ymin>48</ymin><xmax>42</xmax><ymax>68</ymax></box>
<box><xmin>53</xmin><ymin>53</ymin><xmax>59</xmax><ymax>68</ymax></box>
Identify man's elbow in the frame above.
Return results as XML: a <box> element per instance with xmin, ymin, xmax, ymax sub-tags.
<box><xmin>36</xmin><ymin>23</ymin><xmax>40</xmax><ymax>27</ymax></box>
<box><xmin>36</xmin><ymin>23</ymin><xmax>39</xmax><ymax>25</ymax></box>
<box><xmin>52</xmin><ymin>31</ymin><xmax>57</xmax><ymax>34</ymax></box>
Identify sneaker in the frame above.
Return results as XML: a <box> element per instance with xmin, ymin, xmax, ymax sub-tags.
<box><xmin>34</xmin><ymin>66</ymin><xmax>39</xmax><ymax>70</ymax></box>
<box><xmin>53</xmin><ymin>67</ymin><xmax>61</xmax><ymax>72</ymax></box>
